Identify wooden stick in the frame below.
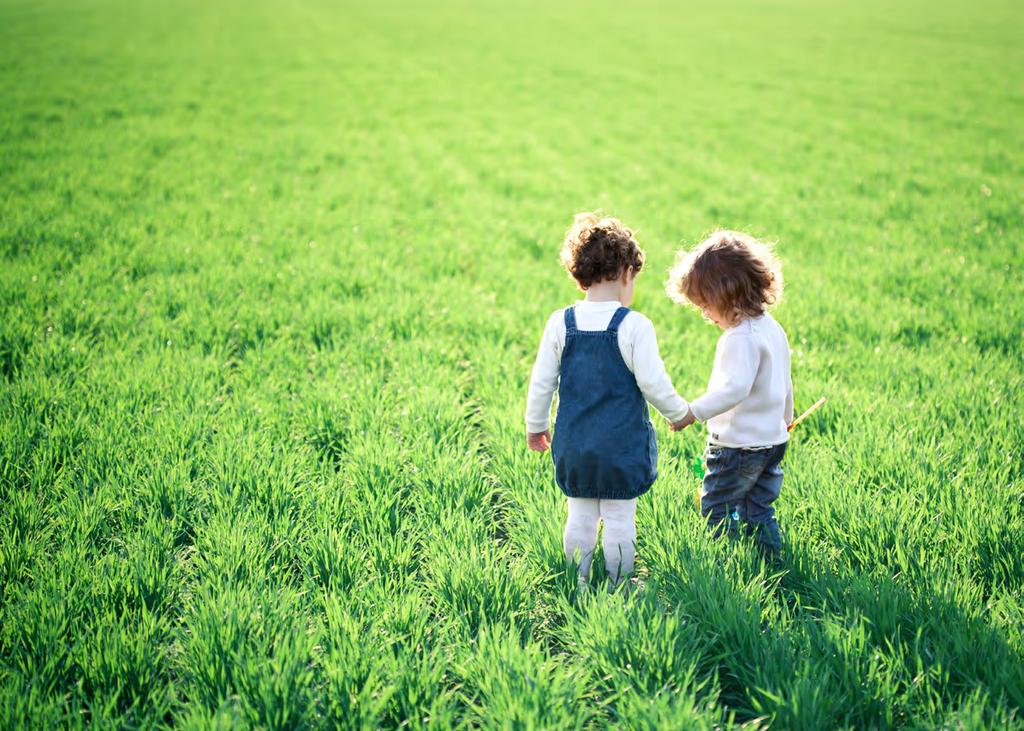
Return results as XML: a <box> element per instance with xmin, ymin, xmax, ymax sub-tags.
<box><xmin>788</xmin><ymin>397</ymin><xmax>827</xmax><ymax>432</ymax></box>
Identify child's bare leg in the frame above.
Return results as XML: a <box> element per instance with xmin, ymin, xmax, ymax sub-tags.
<box><xmin>564</xmin><ymin>498</ymin><xmax>600</xmax><ymax>581</ymax></box>
<box><xmin>599</xmin><ymin>498</ymin><xmax>637</xmax><ymax>588</ymax></box>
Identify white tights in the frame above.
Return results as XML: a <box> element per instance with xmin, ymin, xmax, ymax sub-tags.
<box><xmin>563</xmin><ymin>497</ymin><xmax>637</xmax><ymax>587</ymax></box>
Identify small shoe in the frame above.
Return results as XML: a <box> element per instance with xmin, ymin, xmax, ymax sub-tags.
<box><xmin>613</xmin><ymin>576</ymin><xmax>645</xmax><ymax>597</ymax></box>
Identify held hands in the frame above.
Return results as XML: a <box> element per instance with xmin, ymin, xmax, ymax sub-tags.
<box><xmin>668</xmin><ymin>407</ymin><xmax>697</xmax><ymax>432</ymax></box>
<box><xmin>527</xmin><ymin>429</ymin><xmax>552</xmax><ymax>452</ymax></box>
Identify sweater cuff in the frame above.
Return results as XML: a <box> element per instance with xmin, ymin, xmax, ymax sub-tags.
<box><xmin>526</xmin><ymin>419</ymin><xmax>550</xmax><ymax>434</ymax></box>
<box><xmin>661</xmin><ymin>399</ymin><xmax>690</xmax><ymax>424</ymax></box>
<box><xmin>689</xmin><ymin>399</ymin><xmax>709</xmax><ymax>423</ymax></box>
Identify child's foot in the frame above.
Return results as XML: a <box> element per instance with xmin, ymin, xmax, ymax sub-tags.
<box><xmin>755</xmin><ymin>542</ymin><xmax>783</xmax><ymax>567</ymax></box>
<box><xmin>611</xmin><ymin>576</ymin><xmax>644</xmax><ymax>597</ymax></box>
<box><xmin>626</xmin><ymin>576</ymin><xmax>645</xmax><ymax>596</ymax></box>
<box><xmin>747</xmin><ymin>521</ymin><xmax>783</xmax><ymax>565</ymax></box>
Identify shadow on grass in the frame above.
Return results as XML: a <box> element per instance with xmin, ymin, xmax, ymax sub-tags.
<box><xmin>650</xmin><ymin>527</ymin><xmax>1023</xmax><ymax>727</ymax></box>
<box><xmin>776</xmin><ymin>537</ymin><xmax>1024</xmax><ymax>725</ymax></box>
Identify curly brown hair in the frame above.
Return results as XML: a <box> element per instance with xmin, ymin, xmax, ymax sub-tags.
<box><xmin>560</xmin><ymin>212</ymin><xmax>644</xmax><ymax>288</ymax></box>
<box><xmin>665</xmin><ymin>230</ymin><xmax>783</xmax><ymax>320</ymax></box>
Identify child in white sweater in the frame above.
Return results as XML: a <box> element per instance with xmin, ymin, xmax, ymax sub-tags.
<box><xmin>526</xmin><ymin>212</ymin><xmax>689</xmax><ymax>590</ymax></box>
<box><xmin>666</xmin><ymin>231</ymin><xmax>793</xmax><ymax>561</ymax></box>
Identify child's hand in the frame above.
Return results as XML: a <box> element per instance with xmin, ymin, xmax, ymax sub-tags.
<box><xmin>527</xmin><ymin>430</ymin><xmax>552</xmax><ymax>452</ymax></box>
<box><xmin>669</xmin><ymin>408</ymin><xmax>697</xmax><ymax>432</ymax></box>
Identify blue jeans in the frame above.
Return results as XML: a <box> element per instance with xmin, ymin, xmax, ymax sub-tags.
<box><xmin>701</xmin><ymin>442</ymin><xmax>787</xmax><ymax>557</ymax></box>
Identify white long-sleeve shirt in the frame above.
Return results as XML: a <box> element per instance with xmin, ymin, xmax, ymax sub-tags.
<box><xmin>525</xmin><ymin>300</ymin><xmax>689</xmax><ymax>433</ymax></box>
<box><xmin>690</xmin><ymin>313</ymin><xmax>794</xmax><ymax>448</ymax></box>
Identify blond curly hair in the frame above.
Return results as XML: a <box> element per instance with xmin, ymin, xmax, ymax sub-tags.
<box><xmin>560</xmin><ymin>212</ymin><xmax>645</xmax><ymax>288</ymax></box>
<box><xmin>666</xmin><ymin>230</ymin><xmax>783</xmax><ymax>319</ymax></box>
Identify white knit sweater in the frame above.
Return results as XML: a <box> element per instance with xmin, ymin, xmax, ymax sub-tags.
<box><xmin>690</xmin><ymin>313</ymin><xmax>794</xmax><ymax>448</ymax></box>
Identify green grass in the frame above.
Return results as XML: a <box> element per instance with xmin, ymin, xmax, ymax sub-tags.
<box><xmin>2</xmin><ymin>0</ymin><xmax>1023</xmax><ymax>726</ymax></box>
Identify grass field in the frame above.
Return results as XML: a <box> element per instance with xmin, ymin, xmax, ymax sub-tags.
<box><xmin>2</xmin><ymin>0</ymin><xmax>1023</xmax><ymax>726</ymax></box>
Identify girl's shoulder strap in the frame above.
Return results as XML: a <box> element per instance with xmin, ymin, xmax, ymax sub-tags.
<box><xmin>563</xmin><ymin>306</ymin><xmax>577</xmax><ymax>333</ymax></box>
<box><xmin>606</xmin><ymin>306</ymin><xmax>630</xmax><ymax>333</ymax></box>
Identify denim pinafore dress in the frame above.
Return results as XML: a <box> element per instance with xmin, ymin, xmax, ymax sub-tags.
<box><xmin>551</xmin><ymin>306</ymin><xmax>658</xmax><ymax>500</ymax></box>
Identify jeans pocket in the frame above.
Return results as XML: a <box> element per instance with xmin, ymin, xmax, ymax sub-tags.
<box><xmin>764</xmin><ymin>444</ymin><xmax>786</xmax><ymax>476</ymax></box>
<box><xmin>704</xmin><ymin>446</ymin><xmax>725</xmax><ymax>466</ymax></box>
<box><xmin>705</xmin><ymin>446</ymin><xmax>741</xmax><ymax>479</ymax></box>
<box><xmin>739</xmin><ymin>449</ymin><xmax>767</xmax><ymax>478</ymax></box>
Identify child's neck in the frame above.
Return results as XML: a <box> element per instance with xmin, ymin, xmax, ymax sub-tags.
<box><xmin>583</xmin><ymin>281</ymin><xmax>622</xmax><ymax>303</ymax></box>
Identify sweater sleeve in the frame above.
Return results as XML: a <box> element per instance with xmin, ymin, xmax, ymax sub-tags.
<box><xmin>524</xmin><ymin>312</ymin><xmax>562</xmax><ymax>433</ymax></box>
<box><xmin>690</xmin><ymin>332</ymin><xmax>760</xmax><ymax>422</ymax></box>
<box><xmin>629</xmin><ymin>315</ymin><xmax>689</xmax><ymax>423</ymax></box>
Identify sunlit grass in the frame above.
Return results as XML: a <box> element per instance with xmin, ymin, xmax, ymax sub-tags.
<box><xmin>1</xmin><ymin>0</ymin><xmax>1022</xmax><ymax>726</ymax></box>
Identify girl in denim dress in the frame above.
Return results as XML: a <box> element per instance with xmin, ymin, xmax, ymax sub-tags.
<box><xmin>665</xmin><ymin>231</ymin><xmax>793</xmax><ymax>561</ymax></box>
<box><xmin>526</xmin><ymin>213</ymin><xmax>689</xmax><ymax>591</ymax></box>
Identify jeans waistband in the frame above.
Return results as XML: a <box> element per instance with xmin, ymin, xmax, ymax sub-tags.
<box><xmin>708</xmin><ymin>441</ymin><xmax>773</xmax><ymax>451</ymax></box>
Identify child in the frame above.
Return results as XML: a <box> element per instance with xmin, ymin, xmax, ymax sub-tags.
<box><xmin>526</xmin><ymin>212</ymin><xmax>689</xmax><ymax>591</ymax></box>
<box><xmin>665</xmin><ymin>231</ymin><xmax>793</xmax><ymax>561</ymax></box>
